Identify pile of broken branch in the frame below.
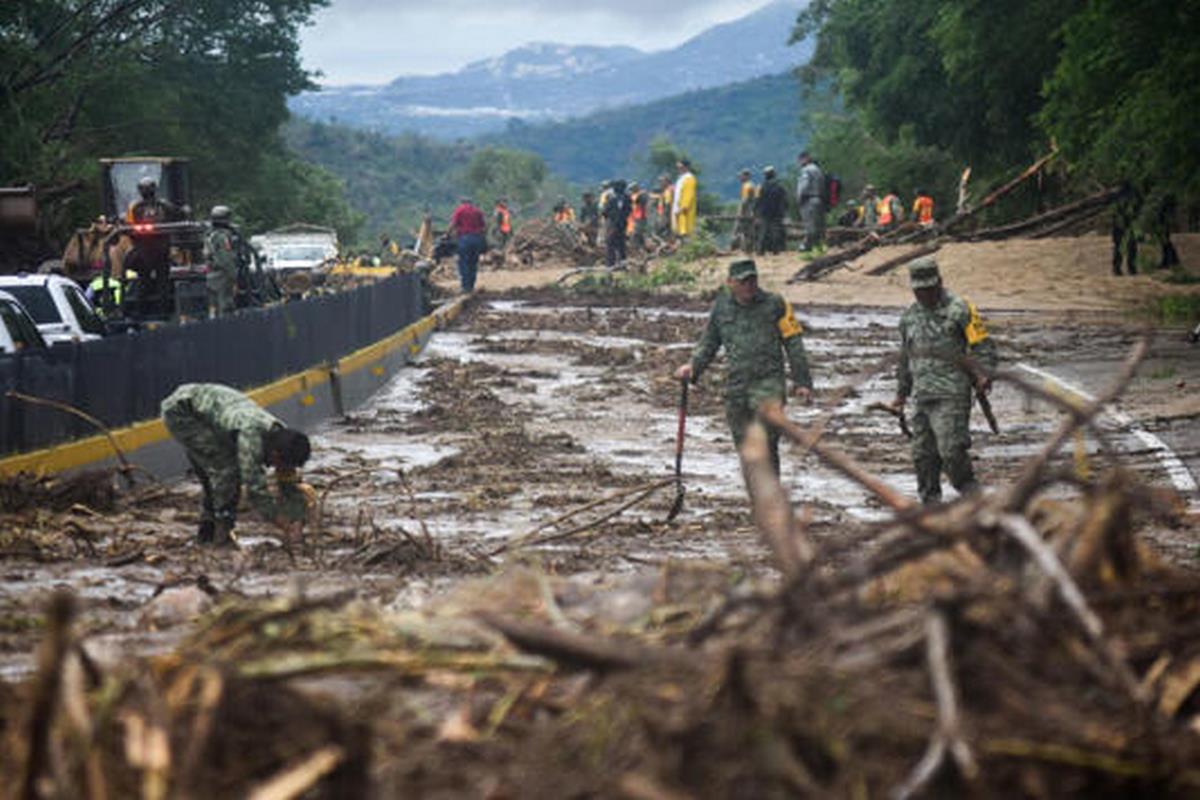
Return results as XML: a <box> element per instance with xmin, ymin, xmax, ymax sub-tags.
<box><xmin>4</xmin><ymin>341</ymin><xmax>1200</xmax><ymax>797</ymax></box>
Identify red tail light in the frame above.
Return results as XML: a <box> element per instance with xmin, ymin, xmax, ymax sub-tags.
<box><xmin>132</xmin><ymin>223</ymin><xmax>155</xmax><ymax>234</ymax></box>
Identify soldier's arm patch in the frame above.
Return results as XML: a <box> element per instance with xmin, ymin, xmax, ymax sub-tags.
<box><xmin>777</xmin><ymin>300</ymin><xmax>804</xmax><ymax>339</ymax></box>
<box><xmin>964</xmin><ymin>300</ymin><xmax>990</xmax><ymax>346</ymax></box>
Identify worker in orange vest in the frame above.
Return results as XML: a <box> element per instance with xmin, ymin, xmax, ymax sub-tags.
<box><xmin>493</xmin><ymin>199</ymin><xmax>513</xmax><ymax>248</ymax></box>
<box><xmin>627</xmin><ymin>181</ymin><xmax>649</xmax><ymax>251</ymax></box>
<box><xmin>876</xmin><ymin>188</ymin><xmax>904</xmax><ymax>231</ymax></box>
<box><xmin>912</xmin><ymin>189</ymin><xmax>935</xmax><ymax>227</ymax></box>
<box><xmin>553</xmin><ymin>197</ymin><xmax>575</xmax><ymax>224</ymax></box>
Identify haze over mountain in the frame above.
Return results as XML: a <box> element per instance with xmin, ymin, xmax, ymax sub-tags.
<box><xmin>289</xmin><ymin>0</ymin><xmax>810</xmax><ymax>140</ymax></box>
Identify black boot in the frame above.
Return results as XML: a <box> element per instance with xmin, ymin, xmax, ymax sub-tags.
<box><xmin>211</xmin><ymin>507</ymin><xmax>238</xmax><ymax>548</ymax></box>
<box><xmin>197</xmin><ymin>518</ymin><xmax>215</xmax><ymax>544</ymax></box>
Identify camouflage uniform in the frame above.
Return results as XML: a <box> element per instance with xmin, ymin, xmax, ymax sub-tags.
<box><xmin>161</xmin><ymin>383</ymin><xmax>286</xmax><ymax>538</ymax></box>
<box><xmin>690</xmin><ymin>262</ymin><xmax>813</xmax><ymax>474</ymax></box>
<box><xmin>205</xmin><ymin>225</ymin><xmax>238</xmax><ymax>316</ymax></box>
<box><xmin>896</xmin><ymin>259</ymin><xmax>998</xmax><ymax>504</ymax></box>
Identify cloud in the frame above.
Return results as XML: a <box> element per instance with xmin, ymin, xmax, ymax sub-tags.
<box><xmin>301</xmin><ymin>0</ymin><xmax>772</xmax><ymax>84</ymax></box>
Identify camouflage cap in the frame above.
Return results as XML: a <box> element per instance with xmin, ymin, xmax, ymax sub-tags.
<box><xmin>728</xmin><ymin>259</ymin><xmax>758</xmax><ymax>281</ymax></box>
<box><xmin>908</xmin><ymin>257</ymin><xmax>941</xmax><ymax>289</ymax></box>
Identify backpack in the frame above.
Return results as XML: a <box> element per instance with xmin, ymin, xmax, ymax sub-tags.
<box><xmin>824</xmin><ymin>173</ymin><xmax>841</xmax><ymax>208</ymax></box>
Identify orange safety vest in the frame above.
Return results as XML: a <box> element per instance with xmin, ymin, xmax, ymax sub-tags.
<box><xmin>496</xmin><ymin>206</ymin><xmax>512</xmax><ymax>234</ymax></box>
<box><xmin>877</xmin><ymin>194</ymin><xmax>899</xmax><ymax>226</ymax></box>
<box><xmin>912</xmin><ymin>195</ymin><xmax>934</xmax><ymax>226</ymax></box>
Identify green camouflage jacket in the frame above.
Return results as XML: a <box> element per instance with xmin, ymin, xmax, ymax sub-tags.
<box><xmin>691</xmin><ymin>287</ymin><xmax>812</xmax><ymax>400</ymax></box>
<box><xmin>897</xmin><ymin>291</ymin><xmax>998</xmax><ymax>401</ymax></box>
<box><xmin>171</xmin><ymin>383</ymin><xmax>283</xmax><ymax>518</ymax></box>
<box><xmin>205</xmin><ymin>226</ymin><xmax>238</xmax><ymax>280</ymax></box>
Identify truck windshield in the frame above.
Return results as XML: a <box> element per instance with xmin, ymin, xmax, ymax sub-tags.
<box><xmin>110</xmin><ymin>162</ymin><xmax>165</xmax><ymax>220</ymax></box>
<box><xmin>2</xmin><ymin>286</ymin><xmax>62</xmax><ymax>323</ymax></box>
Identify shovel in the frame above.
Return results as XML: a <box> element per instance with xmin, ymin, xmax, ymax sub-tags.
<box><xmin>666</xmin><ymin>379</ymin><xmax>689</xmax><ymax>522</ymax></box>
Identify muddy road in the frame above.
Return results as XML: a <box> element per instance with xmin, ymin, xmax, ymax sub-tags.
<box><xmin>2</xmin><ymin>288</ymin><xmax>1195</xmax><ymax>678</ymax></box>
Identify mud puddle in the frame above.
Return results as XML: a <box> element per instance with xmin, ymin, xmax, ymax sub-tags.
<box><xmin>1</xmin><ymin>291</ymin><xmax>1196</xmax><ymax>675</ymax></box>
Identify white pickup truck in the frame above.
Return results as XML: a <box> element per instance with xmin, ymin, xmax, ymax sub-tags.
<box><xmin>0</xmin><ymin>290</ymin><xmax>49</xmax><ymax>354</ymax></box>
<box><xmin>250</xmin><ymin>225</ymin><xmax>338</xmax><ymax>276</ymax></box>
<box><xmin>0</xmin><ymin>274</ymin><xmax>105</xmax><ymax>345</ymax></box>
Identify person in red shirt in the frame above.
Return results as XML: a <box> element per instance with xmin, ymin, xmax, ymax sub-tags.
<box><xmin>448</xmin><ymin>197</ymin><xmax>486</xmax><ymax>292</ymax></box>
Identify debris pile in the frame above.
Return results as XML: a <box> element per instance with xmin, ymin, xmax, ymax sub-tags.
<box><xmin>496</xmin><ymin>219</ymin><xmax>597</xmax><ymax>268</ymax></box>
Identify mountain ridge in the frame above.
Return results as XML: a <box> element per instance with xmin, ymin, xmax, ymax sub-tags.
<box><xmin>289</xmin><ymin>0</ymin><xmax>809</xmax><ymax>140</ymax></box>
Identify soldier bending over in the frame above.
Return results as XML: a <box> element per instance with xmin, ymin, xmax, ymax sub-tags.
<box><xmin>162</xmin><ymin>383</ymin><xmax>311</xmax><ymax>545</ymax></box>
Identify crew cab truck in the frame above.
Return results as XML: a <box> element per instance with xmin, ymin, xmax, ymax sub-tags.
<box><xmin>0</xmin><ymin>275</ymin><xmax>105</xmax><ymax>345</ymax></box>
<box><xmin>250</xmin><ymin>224</ymin><xmax>338</xmax><ymax>276</ymax></box>
<box><xmin>0</xmin><ymin>290</ymin><xmax>49</xmax><ymax>354</ymax></box>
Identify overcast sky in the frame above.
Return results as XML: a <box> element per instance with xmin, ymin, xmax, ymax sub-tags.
<box><xmin>300</xmin><ymin>0</ymin><xmax>773</xmax><ymax>85</ymax></box>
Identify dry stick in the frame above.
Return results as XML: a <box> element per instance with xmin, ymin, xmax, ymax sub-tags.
<box><xmin>865</xmin><ymin>242</ymin><xmax>942</xmax><ymax>277</ymax></box>
<box><xmin>21</xmin><ymin>592</ymin><xmax>75</xmax><ymax>800</ymax></box>
<box><xmin>989</xmin><ymin>368</ymin><xmax>1118</xmax><ymax>460</ymax></box>
<box><xmin>1029</xmin><ymin>203</ymin><xmax>1109</xmax><ymax>239</ymax></box>
<box><xmin>941</xmin><ymin>149</ymin><xmax>1059</xmax><ymax>233</ymax></box>
<box><xmin>510</xmin><ymin>480</ymin><xmax>671</xmax><ymax>552</ymax></box>
<box><xmin>492</xmin><ymin>477</ymin><xmax>674</xmax><ymax>555</ymax></box>
<box><xmin>477</xmin><ymin>610</ymin><xmax>688</xmax><ymax>672</ymax></box>
<box><xmin>246</xmin><ymin>746</ymin><xmax>345</xmax><ymax>800</ymax></box>
<box><xmin>759</xmin><ymin>403</ymin><xmax>917</xmax><ymax>513</ymax></box>
<box><xmin>988</xmin><ymin>512</ymin><xmax>1146</xmax><ymax>703</ymax></box>
<box><xmin>314</xmin><ymin>466</ymin><xmax>387</xmax><ymax>534</ymax></box>
<box><xmin>1003</xmin><ymin>339</ymin><xmax>1147</xmax><ymax>513</ymax></box>
<box><xmin>739</xmin><ymin>421</ymin><xmax>812</xmax><ymax>577</ymax></box>
<box><xmin>4</xmin><ymin>390</ymin><xmax>157</xmax><ymax>486</ymax></box>
<box><xmin>892</xmin><ymin>609</ymin><xmax>978</xmax><ymax>800</ymax></box>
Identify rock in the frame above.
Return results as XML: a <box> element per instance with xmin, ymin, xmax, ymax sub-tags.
<box><xmin>139</xmin><ymin>585</ymin><xmax>213</xmax><ymax>629</ymax></box>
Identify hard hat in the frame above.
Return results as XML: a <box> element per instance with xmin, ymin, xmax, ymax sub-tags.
<box><xmin>137</xmin><ymin>176</ymin><xmax>157</xmax><ymax>197</ymax></box>
<box><xmin>210</xmin><ymin>205</ymin><xmax>232</xmax><ymax>223</ymax></box>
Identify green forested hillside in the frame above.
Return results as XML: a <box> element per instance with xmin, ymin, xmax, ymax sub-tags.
<box><xmin>283</xmin><ymin>121</ymin><xmax>471</xmax><ymax>244</ymax></box>
<box><xmin>487</xmin><ymin>72</ymin><xmax>807</xmax><ymax>200</ymax></box>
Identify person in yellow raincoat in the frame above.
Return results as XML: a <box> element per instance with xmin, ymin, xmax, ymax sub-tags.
<box><xmin>672</xmin><ymin>159</ymin><xmax>698</xmax><ymax>237</ymax></box>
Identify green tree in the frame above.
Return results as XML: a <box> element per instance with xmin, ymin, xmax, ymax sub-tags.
<box><xmin>795</xmin><ymin>0</ymin><xmax>1077</xmax><ymax>175</ymax></box>
<box><xmin>1039</xmin><ymin>0</ymin><xmax>1200</xmax><ymax>202</ymax></box>
<box><xmin>463</xmin><ymin>147</ymin><xmax>548</xmax><ymax>207</ymax></box>
<box><xmin>0</xmin><ymin>0</ymin><xmax>354</xmax><ymax>244</ymax></box>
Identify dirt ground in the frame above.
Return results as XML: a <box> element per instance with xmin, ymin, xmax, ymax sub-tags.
<box><xmin>4</xmin><ymin>233</ymin><xmax>1200</xmax><ymax>796</ymax></box>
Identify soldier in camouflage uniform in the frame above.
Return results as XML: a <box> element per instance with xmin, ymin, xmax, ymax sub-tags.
<box><xmin>675</xmin><ymin>259</ymin><xmax>814</xmax><ymax>476</ymax></box>
<box><xmin>889</xmin><ymin>258</ymin><xmax>997</xmax><ymax>505</ymax></box>
<box><xmin>161</xmin><ymin>383</ymin><xmax>312</xmax><ymax>545</ymax></box>
<box><xmin>205</xmin><ymin>205</ymin><xmax>238</xmax><ymax>316</ymax></box>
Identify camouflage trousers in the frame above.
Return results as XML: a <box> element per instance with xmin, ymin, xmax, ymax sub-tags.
<box><xmin>909</xmin><ymin>396</ymin><xmax>976</xmax><ymax>504</ymax></box>
<box><xmin>207</xmin><ymin>272</ymin><xmax>236</xmax><ymax>317</ymax></box>
<box><xmin>162</xmin><ymin>396</ymin><xmax>241</xmax><ymax>523</ymax></box>
<box><xmin>725</xmin><ymin>381</ymin><xmax>786</xmax><ymax>476</ymax></box>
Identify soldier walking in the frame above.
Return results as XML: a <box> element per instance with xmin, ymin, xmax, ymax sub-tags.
<box><xmin>205</xmin><ymin>205</ymin><xmax>238</xmax><ymax>316</ymax></box>
<box><xmin>675</xmin><ymin>259</ymin><xmax>813</xmax><ymax>476</ymax></box>
<box><xmin>162</xmin><ymin>383</ymin><xmax>312</xmax><ymax>546</ymax></box>
<box><xmin>888</xmin><ymin>258</ymin><xmax>998</xmax><ymax>505</ymax></box>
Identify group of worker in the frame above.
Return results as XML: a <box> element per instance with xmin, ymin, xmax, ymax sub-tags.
<box><xmin>677</xmin><ymin>253</ymin><xmax>996</xmax><ymax>507</ymax></box>
<box><xmin>89</xmin><ymin>177</ymin><xmax>254</xmax><ymax>320</ymax></box>
<box><xmin>838</xmin><ymin>186</ymin><xmax>937</xmax><ymax>232</ymax></box>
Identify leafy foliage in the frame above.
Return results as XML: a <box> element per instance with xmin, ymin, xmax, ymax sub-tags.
<box><xmin>0</xmin><ymin>0</ymin><xmax>361</xmax><ymax>245</ymax></box>
<box><xmin>796</xmin><ymin>0</ymin><xmax>1198</xmax><ymax>206</ymax></box>
<box><xmin>1039</xmin><ymin>0</ymin><xmax>1200</xmax><ymax>201</ymax></box>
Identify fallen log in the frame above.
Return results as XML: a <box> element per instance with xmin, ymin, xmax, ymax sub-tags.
<box><xmin>957</xmin><ymin>187</ymin><xmax>1121</xmax><ymax>242</ymax></box>
<box><xmin>865</xmin><ymin>243</ymin><xmax>942</xmax><ymax>277</ymax></box>
<box><xmin>1029</xmin><ymin>203</ymin><xmax>1109</xmax><ymax>239</ymax></box>
<box><xmin>789</xmin><ymin>234</ymin><xmax>881</xmax><ymax>282</ymax></box>
<box><xmin>941</xmin><ymin>149</ymin><xmax>1058</xmax><ymax>233</ymax></box>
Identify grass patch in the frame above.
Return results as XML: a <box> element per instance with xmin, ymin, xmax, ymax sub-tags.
<box><xmin>1152</xmin><ymin>294</ymin><xmax>1200</xmax><ymax>324</ymax></box>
